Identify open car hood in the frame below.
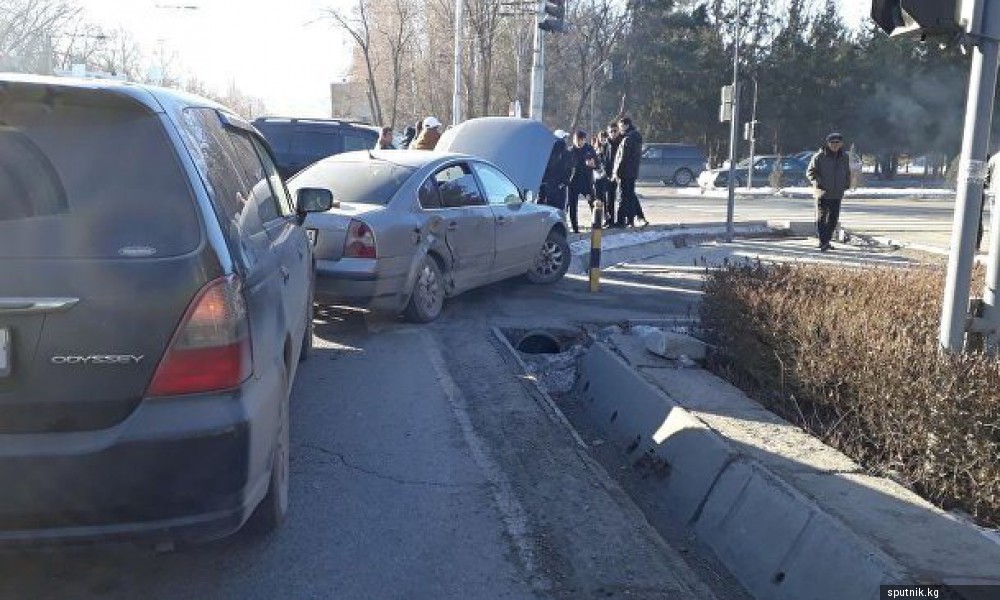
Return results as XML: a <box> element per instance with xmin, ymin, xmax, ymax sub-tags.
<box><xmin>436</xmin><ymin>117</ymin><xmax>555</xmax><ymax>194</ymax></box>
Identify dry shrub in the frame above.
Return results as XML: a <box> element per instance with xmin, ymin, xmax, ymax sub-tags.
<box><xmin>701</xmin><ymin>261</ymin><xmax>1000</xmax><ymax>526</ymax></box>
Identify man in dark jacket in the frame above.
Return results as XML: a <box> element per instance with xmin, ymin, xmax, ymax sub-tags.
<box><xmin>600</xmin><ymin>125</ymin><xmax>622</xmax><ymax>226</ymax></box>
<box><xmin>807</xmin><ymin>132</ymin><xmax>852</xmax><ymax>251</ymax></box>
<box><xmin>399</xmin><ymin>125</ymin><xmax>418</xmax><ymax>149</ymax></box>
<box><xmin>612</xmin><ymin>117</ymin><xmax>647</xmax><ymax>228</ymax></box>
<box><xmin>539</xmin><ymin>130</ymin><xmax>573</xmax><ymax>210</ymax></box>
<box><xmin>567</xmin><ymin>130</ymin><xmax>599</xmax><ymax>233</ymax></box>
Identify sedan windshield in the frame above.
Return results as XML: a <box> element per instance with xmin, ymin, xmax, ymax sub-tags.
<box><xmin>290</xmin><ymin>160</ymin><xmax>415</xmax><ymax>206</ymax></box>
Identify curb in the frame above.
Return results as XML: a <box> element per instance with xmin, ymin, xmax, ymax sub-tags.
<box><xmin>567</xmin><ymin>223</ymin><xmax>777</xmax><ymax>275</ymax></box>
<box><xmin>573</xmin><ymin>334</ymin><xmax>1000</xmax><ymax>600</ymax></box>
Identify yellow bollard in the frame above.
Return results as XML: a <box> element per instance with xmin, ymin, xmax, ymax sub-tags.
<box><xmin>589</xmin><ymin>200</ymin><xmax>603</xmax><ymax>292</ymax></box>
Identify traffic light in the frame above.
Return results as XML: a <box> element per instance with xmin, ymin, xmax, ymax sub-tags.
<box><xmin>539</xmin><ymin>0</ymin><xmax>567</xmax><ymax>33</ymax></box>
<box><xmin>870</xmin><ymin>0</ymin><xmax>961</xmax><ymax>38</ymax></box>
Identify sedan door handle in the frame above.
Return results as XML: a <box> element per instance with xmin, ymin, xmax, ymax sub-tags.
<box><xmin>496</xmin><ymin>216</ymin><xmax>509</xmax><ymax>226</ymax></box>
<box><xmin>447</xmin><ymin>221</ymin><xmax>459</xmax><ymax>231</ymax></box>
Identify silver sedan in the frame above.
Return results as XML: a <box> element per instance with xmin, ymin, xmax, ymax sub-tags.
<box><xmin>289</xmin><ymin>118</ymin><xmax>570</xmax><ymax>322</ymax></box>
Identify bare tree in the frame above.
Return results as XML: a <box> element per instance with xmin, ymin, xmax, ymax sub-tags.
<box><xmin>91</xmin><ymin>27</ymin><xmax>145</xmax><ymax>80</ymax></box>
<box><xmin>323</xmin><ymin>0</ymin><xmax>385</xmax><ymax>125</ymax></box>
<box><xmin>373</xmin><ymin>0</ymin><xmax>417</xmax><ymax>127</ymax></box>
<box><xmin>0</xmin><ymin>0</ymin><xmax>80</xmax><ymax>72</ymax></box>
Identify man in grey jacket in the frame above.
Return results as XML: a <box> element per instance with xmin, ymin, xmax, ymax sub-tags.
<box><xmin>807</xmin><ymin>132</ymin><xmax>852</xmax><ymax>251</ymax></box>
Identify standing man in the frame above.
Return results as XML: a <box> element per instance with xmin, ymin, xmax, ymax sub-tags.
<box><xmin>567</xmin><ymin>130</ymin><xmax>599</xmax><ymax>233</ymax></box>
<box><xmin>601</xmin><ymin>125</ymin><xmax>621</xmax><ymax>227</ymax></box>
<box><xmin>807</xmin><ymin>132</ymin><xmax>852</xmax><ymax>251</ymax></box>
<box><xmin>374</xmin><ymin>126</ymin><xmax>395</xmax><ymax>150</ymax></box>
<box><xmin>540</xmin><ymin>129</ymin><xmax>573</xmax><ymax>210</ymax></box>
<box><xmin>411</xmin><ymin>116</ymin><xmax>443</xmax><ymax>150</ymax></box>
<box><xmin>612</xmin><ymin>117</ymin><xmax>647</xmax><ymax>228</ymax></box>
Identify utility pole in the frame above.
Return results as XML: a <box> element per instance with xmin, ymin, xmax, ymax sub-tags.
<box><xmin>724</xmin><ymin>0</ymin><xmax>743</xmax><ymax>242</ymax></box>
<box><xmin>746</xmin><ymin>77</ymin><xmax>758</xmax><ymax>190</ymax></box>
<box><xmin>528</xmin><ymin>0</ymin><xmax>546</xmax><ymax>121</ymax></box>
<box><xmin>940</xmin><ymin>0</ymin><xmax>999</xmax><ymax>353</ymax></box>
<box><xmin>452</xmin><ymin>0</ymin><xmax>465</xmax><ymax>125</ymax></box>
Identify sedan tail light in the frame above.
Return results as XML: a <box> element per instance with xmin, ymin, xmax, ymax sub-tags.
<box><xmin>344</xmin><ymin>219</ymin><xmax>377</xmax><ymax>259</ymax></box>
<box><xmin>146</xmin><ymin>275</ymin><xmax>252</xmax><ymax>397</ymax></box>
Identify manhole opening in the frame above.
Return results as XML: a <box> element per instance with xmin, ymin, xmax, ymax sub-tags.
<box><xmin>517</xmin><ymin>332</ymin><xmax>563</xmax><ymax>354</ymax></box>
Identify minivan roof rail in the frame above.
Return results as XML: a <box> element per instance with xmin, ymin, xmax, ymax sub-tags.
<box><xmin>252</xmin><ymin>116</ymin><xmax>374</xmax><ymax>127</ymax></box>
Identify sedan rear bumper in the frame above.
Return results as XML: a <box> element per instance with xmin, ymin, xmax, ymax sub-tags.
<box><xmin>314</xmin><ymin>257</ymin><xmax>408</xmax><ymax>312</ymax></box>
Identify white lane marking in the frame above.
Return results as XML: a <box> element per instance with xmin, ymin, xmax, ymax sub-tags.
<box><xmin>420</xmin><ymin>330</ymin><xmax>550</xmax><ymax>592</ymax></box>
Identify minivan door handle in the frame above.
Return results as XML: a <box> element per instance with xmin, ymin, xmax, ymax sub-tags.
<box><xmin>280</xmin><ymin>266</ymin><xmax>291</xmax><ymax>283</ymax></box>
<box><xmin>447</xmin><ymin>221</ymin><xmax>459</xmax><ymax>231</ymax></box>
<box><xmin>0</xmin><ymin>297</ymin><xmax>79</xmax><ymax>314</ymax></box>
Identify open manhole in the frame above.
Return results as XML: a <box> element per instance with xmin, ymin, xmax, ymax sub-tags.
<box><xmin>516</xmin><ymin>331</ymin><xmax>564</xmax><ymax>354</ymax></box>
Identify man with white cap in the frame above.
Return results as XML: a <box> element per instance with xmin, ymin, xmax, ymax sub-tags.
<box><xmin>411</xmin><ymin>116</ymin><xmax>443</xmax><ymax>150</ymax></box>
<box><xmin>807</xmin><ymin>132</ymin><xmax>852</xmax><ymax>251</ymax></box>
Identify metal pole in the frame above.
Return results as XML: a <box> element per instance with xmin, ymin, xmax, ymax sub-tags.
<box><xmin>747</xmin><ymin>77</ymin><xmax>758</xmax><ymax>190</ymax></box>
<box><xmin>725</xmin><ymin>2</ymin><xmax>742</xmax><ymax>243</ymax></box>
<box><xmin>529</xmin><ymin>0</ymin><xmax>545</xmax><ymax>121</ymax></box>
<box><xmin>940</xmin><ymin>0</ymin><xmax>997</xmax><ymax>353</ymax></box>
<box><xmin>452</xmin><ymin>0</ymin><xmax>464</xmax><ymax>125</ymax></box>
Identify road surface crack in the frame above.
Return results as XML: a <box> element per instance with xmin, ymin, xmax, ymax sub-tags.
<box><xmin>297</xmin><ymin>442</ymin><xmax>478</xmax><ymax>489</ymax></box>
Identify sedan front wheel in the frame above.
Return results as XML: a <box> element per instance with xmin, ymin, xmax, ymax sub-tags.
<box><xmin>527</xmin><ymin>231</ymin><xmax>571</xmax><ymax>284</ymax></box>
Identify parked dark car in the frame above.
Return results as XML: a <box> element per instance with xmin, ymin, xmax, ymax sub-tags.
<box><xmin>0</xmin><ymin>75</ymin><xmax>331</xmax><ymax>545</ymax></box>
<box><xmin>253</xmin><ymin>116</ymin><xmax>380</xmax><ymax>180</ymax></box>
<box><xmin>638</xmin><ymin>143</ymin><xmax>706</xmax><ymax>187</ymax></box>
<box><xmin>697</xmin><ymin>155</ymin><xmax>810</xmax><ymax>190</ymax></box>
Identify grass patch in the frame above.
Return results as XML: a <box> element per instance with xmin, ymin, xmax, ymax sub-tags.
<box><xmin>700</xmin><ymin>261</ymin><xmax>1000</xmax><ymax>527</ymax></box>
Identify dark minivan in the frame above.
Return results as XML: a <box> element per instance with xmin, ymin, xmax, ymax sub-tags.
<box><xmin>252</xmin><ymin>117</ymin><xmax>380</xmax><ymax>180</ymax></box>
<box><xmin>638</xmin><ymin>143</ymin><xmax>707</xmax><ymax>187</ymax></box>
<box><xmin>0</xmin><ymin>75</ymin><xmax>330</xmax><ymax>544</ymax></box>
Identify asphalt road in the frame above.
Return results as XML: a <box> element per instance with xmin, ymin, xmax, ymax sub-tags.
<box><xmin>0</xmin><ymin>272</ymin><xmax>737</xmax><ymax>600</ymax></box>
<box><xmin>0</xmin><ymin>188</ymin><xmax>943</xmax><ymax>599</ymax></box>
<box><xmin>633</xmin><ymin>184</ymin><xmax>963</xmax><ymax>251</ymax></box>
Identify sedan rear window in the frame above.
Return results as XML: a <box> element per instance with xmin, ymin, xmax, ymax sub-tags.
<box><xmin>0</xmin><ymin>88</ymin><xmax>200</xmax><ymax>259</ymax></box>
<box><xmin>290</xmin><ymin>160</ymin><xmax>414</xmax><ymax>206</ymax></box>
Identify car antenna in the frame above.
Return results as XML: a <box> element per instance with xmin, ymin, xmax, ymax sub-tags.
<box><xmin>368</xmin><ymin>149</ymin><xmax>375</xmax><ymax>160</ymax></box>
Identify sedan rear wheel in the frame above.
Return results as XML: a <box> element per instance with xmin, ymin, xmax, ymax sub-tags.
<box><xmin>527</xmin><ymin>231</ymin><xmax>571</xmax><ymax>284</ymax></box>
<box><xmin>404</xmin><ymin>256</ymin><xmax>445</xmax><ymax>323</ymax></box>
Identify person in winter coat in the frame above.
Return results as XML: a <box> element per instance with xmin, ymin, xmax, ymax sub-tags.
<box><xmin>567</xmin><ymin>130</ymin><xmax>599</xmax><ymax>233</ymax></box>
<box><xmin>612</xmin><ymin>117</ymin><xmax>647</xmax><ymax>228</ymax></box>
<box><xmin>399</xmin><ymin>125</ymin><xmax>418</xmax><ymax>149</ymax></box>
<box><xmin>411</xmin><ymin>116</ymin><xmax>443</xmax><ymax>150</ymax></box>
<box><xmin>540</xmin><ymin>130</ymin><xmax>573</xmax><ymax>210</ymax></box>
<box><xmin>600</xmin><ymin>124</ymin><xmax>622</xmax><ymax>226</ymax></box>
<box><xmin>807</xmin><ymin>132</ymin><xmax>852</xmax><ymax>251</ymax></box>
<box><xmin>374</xmin><ymin>126</ymin><xmax>395</xmax><ymax>150</ymax></box>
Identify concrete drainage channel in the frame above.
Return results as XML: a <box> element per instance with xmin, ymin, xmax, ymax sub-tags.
<box><xmin>495</xmin><ymin>324</ymin><xmax>1000</xmax><ymax>600</ymax></box>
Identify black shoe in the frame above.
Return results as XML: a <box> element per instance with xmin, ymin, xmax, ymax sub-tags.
<box><xmin>825</xmin><ymin>243</ymin><xmax>835</xmax><ymax>251</ymax></box>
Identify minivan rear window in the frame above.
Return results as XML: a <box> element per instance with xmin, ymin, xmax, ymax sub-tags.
<box><xmin>290</xmin><ymin>160</ymin><xmax>414</xmax><ymax>206</ymax></box>
<box><xmin>0</xmin><ymin>88</ymin><xmax>200</xmax><ymax>259</ymax></box>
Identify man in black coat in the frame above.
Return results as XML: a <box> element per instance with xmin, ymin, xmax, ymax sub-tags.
<box><xmin>807</xmin><ymin>132</ymin><xmax>852</xmax><ymax>251</ymax></box>
<box><xmin>612</xmin><ymin>117</ymin><xmax>648</xmax><ymax>228</ymax></box>
<box><xmin>600</xmin><ymin>124</ymin><xmax>622</xmax><ymax>227</ymax></box>
<box><xmin>567</xmin><ymin>130</ymin><xmax>599</xmax><ymax>233</ymax></box>
<box><xmin>540</xmin><ymin>130</ymin><xmax>573</xmax><ymax>210</ymax></box>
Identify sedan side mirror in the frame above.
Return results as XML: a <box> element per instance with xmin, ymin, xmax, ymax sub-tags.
<box><xmin>296</xmin><ymin>188</ymin><xmax>335</xmax><ymax>214</ymax></box>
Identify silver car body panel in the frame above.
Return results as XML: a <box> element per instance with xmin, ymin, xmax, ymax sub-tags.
<box><xmin>295</xmin><ymin>149</ymin><xmax>564</xmax><ymax>313</ymax></box>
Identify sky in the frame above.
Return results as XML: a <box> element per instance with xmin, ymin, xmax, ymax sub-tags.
<box><xmin>72</xmin><ymin>0</ymin><xmax>871</xmax><ymax>118</ymax></box>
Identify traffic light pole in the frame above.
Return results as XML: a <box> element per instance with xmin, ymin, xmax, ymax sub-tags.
<box><xmin>725</xmin><ymin>3</ymin><xmax>742</xmax><ymax>243</ymax></box>
<box><xmin>940</xmin><ymin>0</ymin><xmax>999</xmax><ymax>353</ymax></box>
<box><xmin>452</xmin><ymin>0</ymin><xmax>465</xmax><ymax>125</ymax></box>
<box><xmin>529</xmin><ymin>0</ymin><xmax>546</xmax><ymax>121</ymax></box>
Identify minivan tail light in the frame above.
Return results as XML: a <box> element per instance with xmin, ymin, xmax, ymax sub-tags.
<box><xmin>146</xmin><ymin>275</ymin><xmax>252</xmax><ymax>397</ymax></box>
<box><xmin>344</xmin><ymin>219</ymin><xmax>377</xmax><ymax>259</ymax></box>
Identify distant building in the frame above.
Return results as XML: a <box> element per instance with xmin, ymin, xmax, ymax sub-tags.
<box><xmin>330</xmin><ymin>79</ymin><xmax>373</xmax><ymax>123</ymax></box>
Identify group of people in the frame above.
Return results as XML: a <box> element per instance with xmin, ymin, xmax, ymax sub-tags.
<box><xmin>540</xmin><ymin>117</ymin><xmax>649</xmax><ymax>233</ymax></box>
<box><xmin>375</xmin><ymin>116</ymin><xmax>445</xmax><ymax>151</ymax></box>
